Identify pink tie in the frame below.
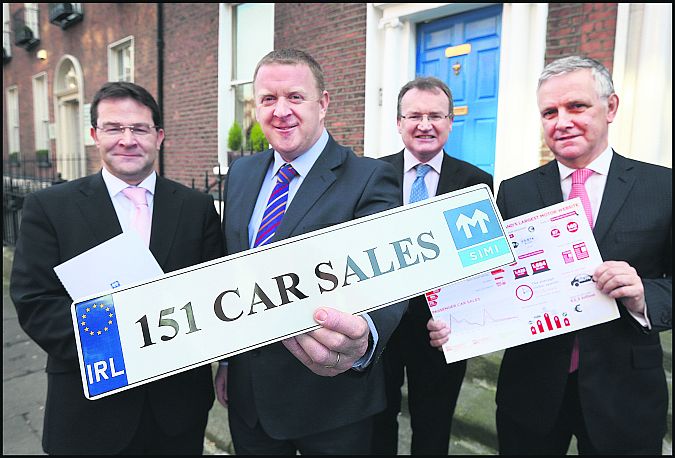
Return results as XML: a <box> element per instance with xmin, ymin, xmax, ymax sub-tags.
<box><xmin>122</xmin><ymin>187</ymin><xmax>151</xmax><ymax>246</ymax></box>
<box><xmin>567</xmin><ymin>168</ymin><xmax>594</xmax><ymax>373</ymax></box>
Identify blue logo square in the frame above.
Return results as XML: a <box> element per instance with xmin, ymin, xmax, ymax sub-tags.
<box><xmin>444</xmin><ymin>199</ymin><xmax>503</xmax><ymax>249</ymax></box>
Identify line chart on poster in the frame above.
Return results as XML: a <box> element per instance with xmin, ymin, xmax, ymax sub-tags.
<box><xmin>441</xmin><ymin>300</ymin><xmax>520</xmax><ymax>335</ymax></box>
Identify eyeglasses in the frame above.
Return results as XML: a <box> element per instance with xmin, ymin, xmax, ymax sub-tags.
<box><xmin>95</xmin><ymin>123</ymin><xmax>159</xmax><ymax>136</ymax></box>
<box><xmin>400</xmin><ymin>113</ymin><xmax>451</xmax><ymax>123</ymax></box>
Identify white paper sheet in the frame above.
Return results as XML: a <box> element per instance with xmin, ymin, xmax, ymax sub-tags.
<box><xmin>55</xmin><ymin>231</ymin><xmax>164</xmax><ymax>302</ymax></box>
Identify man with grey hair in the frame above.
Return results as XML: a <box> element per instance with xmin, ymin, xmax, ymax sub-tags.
<box><xmin>428</xmin><ymin>55</ymin><xmax>671</xmax><ymax>454</ymax></box>
<box><xmin>373</xmin><ymin>76</ymin><xmax>492</xmax><ymax>455</ymax></box>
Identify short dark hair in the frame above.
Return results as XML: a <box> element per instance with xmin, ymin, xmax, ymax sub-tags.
<box><xmin>253</xmin><ymin>48</ymin><xmax>325</xmax><ymax>94</ymax></box>
<box><xmin>91</xmin><ymin>82</ymin><xmax>161</xmax><ymax>128</ymax></box>
<box><xmin>397</xmin><ymin>77</ymin><xmax>454</xmax><ymax>118</ymax></box>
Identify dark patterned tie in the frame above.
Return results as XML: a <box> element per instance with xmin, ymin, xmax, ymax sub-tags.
<box><xmin>253</xmin><ymin>164</ymin><xmax>298</xmax><ymax>248</ymax></box>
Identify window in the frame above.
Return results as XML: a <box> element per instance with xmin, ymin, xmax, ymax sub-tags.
<box><xmin>231</xmin><ymin>3</ymin><xmax>274</xmax><ymax>142</ymax></box>
<box><xmin>6</xmin><ymin>86</ymin><xmax>20</xmax><ymax>159</ymax></box>
<box><xmin>108</xmin><ymin>36</ymin><xmax>134</xmax><ymax>82</ymax></box>
<box><xmin>24</xmin><ymin>2</ymin><xmax>39</xmax><ymax>39</ymax></box>
<box><xmin>3</xmin><ymin>3</ymin><xmax>10</xmax><ymax>59</ymax></box>
<box><xmin>32</xmin><ymin>73</ymin><xmax>50</xmax><ymax>153</ymax></box>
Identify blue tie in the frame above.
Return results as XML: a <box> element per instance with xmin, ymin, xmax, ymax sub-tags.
<box><xmin>253</xmin><ymin>164</ymin><xmax>298</xmax><ymax>247</ymax></box>
<box><xmin>409</xmin><ymin>164</ymin><xmax>432</xmax><ymax>203</ymax></box>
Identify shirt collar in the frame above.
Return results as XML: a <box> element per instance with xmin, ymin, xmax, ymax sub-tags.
<box><xmin>403</xmin><ymin>148</ymin><xmax>444</xmax><ymax>175</ymax></box>
<box><xmin>272</xmin><ymin>128</ymin><xmax>329</xmax><ymax>178</ymax></box>
<box><xmin>102</xmin><ymin>167</ymin><xmax>156</xmax><ymax>197</ymax></box>
<box><xmin>558</xmin><ymin>146</ymin><xmax>613</xmax><ymax>180</ymax></box>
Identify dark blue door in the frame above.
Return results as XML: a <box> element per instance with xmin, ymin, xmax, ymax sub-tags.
<box><xmin>416</xmin><ymin>5</ymin><xmax>502</xmax><ymax>175</ymax></box>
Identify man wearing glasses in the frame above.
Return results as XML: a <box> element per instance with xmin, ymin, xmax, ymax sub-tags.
<box><xmin>372</xmin><ymin>77</ymin><xmax>493</xmax><ymax>455</ymax></box>
<box><xmin>10</xmin><ymin>81</ymin><xmax>223</xmax><ymax>454</ymax></box>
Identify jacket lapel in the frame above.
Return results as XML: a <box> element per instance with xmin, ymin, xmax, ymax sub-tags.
<box><xmin>437</xmin><ymin>153</ymin><xmax>463</xmax><ymax>194</ymax></box>
<box><xmin>150</xmin><ymin>176</ymin><xmax>183</xmax><ymax>267</ymax></box>
<box><xmin>593</xmin><ymin>152</ymin><xmax>635</xmax><ymax>245</ymax></box>
<box><xmin>272</xmin><ymin>138</ymin><xmax>343</xmax><ymax>240</ymax></box>
<box><xmin>238</xmin><ymin>151</ymin><xmax>274</xmax><ymax>249</ymax></box>
<box><xmin>74</xmin><ymin>172</ymin><xmax>122</xmax><ymax>244</ymax></box>
<box><xmin>536</xmin><ymin>160</ymin><xmax>564</xmax><ymax>207</ymax></box>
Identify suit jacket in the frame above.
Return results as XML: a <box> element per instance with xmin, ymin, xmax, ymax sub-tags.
<box><xmin>495</xmin><ymin>152</ymin><xmax>671</xmax><ymax>453</ymax></box>
<box><xmin>222</xmin><ymin>135</ymin><xmax>407</xmax><ymax>439</ymax></box>
<box><xmin>381</xmin><ymin>150</ymin><xmax>494</xmax><ymax>319</ymax></box>
<box><xmin>10</xmin><ymin>172</ymin><xmax>223</xmax><ymax>454</ymax></box>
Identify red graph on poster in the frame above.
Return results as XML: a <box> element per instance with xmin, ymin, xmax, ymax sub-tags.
<box><xmin>529</xmin><ymin>312</ymin><xmax>571</xmax><ymax>335</ymax></box>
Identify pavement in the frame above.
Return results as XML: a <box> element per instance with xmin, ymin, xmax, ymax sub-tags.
<box><xmin>3</xmin><ymin>246</ymin><xmax>672</xmax><ymax>455</ymax></box>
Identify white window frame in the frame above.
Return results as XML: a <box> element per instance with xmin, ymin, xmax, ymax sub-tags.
<box><xmin>3</xmin><ymin>3</ymin><xmax>11</xmax><ymax>58</ymax></box>
<box><xmin>107</xmin><ymin>35</ymin><xmax>134</xmax><ymax>82</ymax></box>
<box><xmin>32</xmin><ymin>72</ymin><xmax>50</xmax><ymax>153</ymax></box>
<box><xmin>6</xmin><ymin>85</ymin><xmax>21</xmax><ymax>158</ymax></box>
<box><xmin>218</xmin><ymin>3</ymin><xmax>274</xmax><ymax>169</ymax></box>
<box><xmin>24</xmin><ymin>2</ymin><xmax>39</xmax><ymax>39</ymax></box>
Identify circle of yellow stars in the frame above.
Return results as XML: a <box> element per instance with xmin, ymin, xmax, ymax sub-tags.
<box><xmin>80</xmin><ymin>303</ymin><xmax>114</xmax><ymax>336</ymax></box>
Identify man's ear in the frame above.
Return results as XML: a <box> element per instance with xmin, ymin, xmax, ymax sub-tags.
<box><xmin>606</xmin><ymin>93</ymin><xmax>619</xmax><ymax>123</ymax></box>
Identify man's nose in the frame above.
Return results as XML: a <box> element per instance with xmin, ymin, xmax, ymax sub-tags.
<box><xmin>273</xmin><ymin>97</ymin><xmax>292</xmax><ymax>118</ymax></box>
<box><xmin>556</xmin><ymin>110</ymin><xmax>574</xmax><ymax>129</ymax></box>
<box><xmin>118</xmin><ymin>128</ymin><xmax>138</xmax><ymax>145</ymax></box>
<box><xmin>417</xmin><ymin>116</ymin><xmax>433</xmax><ymax>129</ymax></box>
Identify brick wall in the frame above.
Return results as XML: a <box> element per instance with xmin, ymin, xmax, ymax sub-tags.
<box><xmin>540</xmin><ymin>3</ymin><xmax>618</xmax><ymax>163</ymax></box>
<box><xmin>274</xmin><ymin>3</ymin><xmax>367</xmax><ymax>156</ymax></box>
<box><xmin>161</xmin><ymin>3</ymin><xmax>219</xmax><ymax>188</ymax></box>
<box><xmin>545</xmin><ymin>3</ymin><xmax>618</xmax><ymax>71</ymax></box>
<box><xmin>3</xmin><ymin>3</ymin><xmax>158</xmax><ymax>175</ymax></box>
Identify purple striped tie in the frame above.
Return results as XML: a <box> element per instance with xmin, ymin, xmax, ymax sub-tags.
<box><xmin>253</xmin><ymin>164</ymin><xmax>298</xmax><ymax>248</ymax></box>
<box><xmin>567</xmin><ymin>168</ymin><xmax>594</xmax><ymax>373</ymax></box>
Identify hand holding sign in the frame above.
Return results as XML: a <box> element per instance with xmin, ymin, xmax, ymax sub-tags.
<box><xmin>427</xmin><ymin>318</ymin><xmax>450</xmax><ymax>350</ymax></box>
<box><xmin>282</xmin><ymin>307</ymin><xmax>370</xmax><ymax>376</ymax></box>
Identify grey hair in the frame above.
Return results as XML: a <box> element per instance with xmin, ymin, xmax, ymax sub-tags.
<box><xmin>538</xmin><ymin>56</ymin><xmax>615</xmax><ymax>99</ymax></box>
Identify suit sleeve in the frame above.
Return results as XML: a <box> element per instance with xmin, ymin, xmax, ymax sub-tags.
<box><xmin>356</xmin><ymin>160</ymin><xmax>408</xmax><ymax>362</ymax></box>
<box><xmin>200</xmin><ymin>193</ymin><xmax>225</xmax><ymax>263</ymax></box>
<box><xmin>10</xmin><ymin>192</ymin><xmax>79</xmax><ymax>364</ymax></box>
<box><xmin>642</xmin><ymin>223</ymin><xmax>672</xmax><ymax>333</ymax></box>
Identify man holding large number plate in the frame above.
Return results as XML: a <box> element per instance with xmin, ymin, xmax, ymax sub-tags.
<box><xmin>10</xmin><ymin>82</ymin><xmax>223</xmax><ymax>454</ymax></box>
<box><xmin>216</xmin><ymin>48</ymin><xmax>407</xmax><ymax>454</ymax></box>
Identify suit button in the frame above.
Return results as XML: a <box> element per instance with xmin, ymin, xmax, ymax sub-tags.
<box><xmin>252</xmin><ymin>349</ymin><xmax>261</xmax><ymax>357</ymax></box>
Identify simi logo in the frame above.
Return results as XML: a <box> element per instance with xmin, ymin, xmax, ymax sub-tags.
<box><xmin>443</xmin><ymin>199</ymin><xmax>510</xmax><ymax>267</ymax></box>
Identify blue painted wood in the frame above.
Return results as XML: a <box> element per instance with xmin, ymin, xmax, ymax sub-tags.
<box><xmin>416</xmin><ymin>5</ymin><xmax>502</xmax><ymax>176</ymax></box>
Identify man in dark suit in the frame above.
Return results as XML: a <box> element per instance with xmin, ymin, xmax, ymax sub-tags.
<box><xmin>371</xmin><ymin>77</ymin><xmax>493</xmax><ymax>455</ymax></box>
<box><xmin>429</xmin><ymin>56</ymin><xmax>671</xmax><ymax>454</ymax></box>
<box><xmin>214</xmin><ymin>48</ymin><xmax>407</xmax><ymax>454</ymax></box>
<box><xmin>10</xmin><ymin>82</ymin><xmax>223</xmax><ymax>454</ymax></box>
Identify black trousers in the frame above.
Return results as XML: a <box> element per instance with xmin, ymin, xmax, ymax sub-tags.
<box><xmin>228</xmin><ymin>407</ymin><xmax>373</xmax><ymax>455</ymax></box>
<box><xmin>371</xmin><ymin>306</ymin><xmax>467</xmax><ymax>455</ymax></box>
<box><xmin>497</xmin><ymin>372</ymin><xmax>600</xmax><ymax>455</ymax></box>
<box><xmin>119</xmin><ymin>397</ymin><xmax>208</xmax><ymax>455</ymax></box>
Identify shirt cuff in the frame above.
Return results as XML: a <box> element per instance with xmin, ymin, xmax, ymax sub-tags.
<box><xmin>351</xmin><ymin>313</ymin><xmax>378</xmax><ymax>371</ymax></box>
<box><xmin>626</xmin><ymin>300</ymin><xmax>651</xmax><ymax>329</ymax></box>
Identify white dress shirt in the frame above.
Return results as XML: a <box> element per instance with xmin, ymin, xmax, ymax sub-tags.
<box><xmin>557</xmin><ymin>147</ymin><xmax>650</xmax><ymax>328</ymax></box>
<box><xmin>402</xmin><ymin>149</ymin><xmax>444</xmax><ymax>203</ymax></box>
<box><xmin>101</xmin><ymin>167</ymin><xmax>156</xmax><ymax>234</ymax></box>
